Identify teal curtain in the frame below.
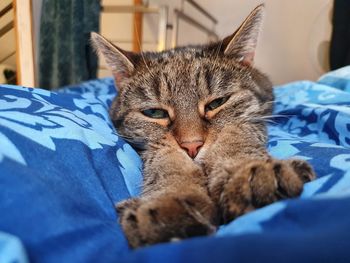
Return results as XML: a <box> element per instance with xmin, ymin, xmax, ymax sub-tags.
<box><xmin>39</xmin><ymin>0</ymin><xmax>101</xmax><ymax>89</ymax></box>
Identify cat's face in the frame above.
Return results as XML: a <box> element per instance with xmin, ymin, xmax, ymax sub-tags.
<box><xmin>108</xmin><ymin>48</ymin><xmax>273</xmax><ymax>160</ymax></box>
<box><xmin>92</xmin><ymin>5</ymin><xmax>273</xmax><ymax>160</ymax></box>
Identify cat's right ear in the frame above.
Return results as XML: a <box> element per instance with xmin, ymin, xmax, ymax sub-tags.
<box><xmin>221</xmin><ymin>4</ymin><xmax>265</xmax><ymax>66</ymax></box>
<box><xmin>91</xmin><ymin>32</ymin><xmax>135</xmax><ymax>87</ymax></box>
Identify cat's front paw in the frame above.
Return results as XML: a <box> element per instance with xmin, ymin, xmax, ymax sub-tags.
<box><xmin>209</xmin><ymin>158</ymin><xmax>315</xmax><ymax>224</ymax></box>
<box><xmin>116</xmin><ymin>192</ymin><xmax>217</xmax><ymax>248</ymax></box>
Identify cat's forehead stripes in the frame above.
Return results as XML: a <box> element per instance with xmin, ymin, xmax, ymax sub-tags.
<box><xmin>127</xmin><ymin>55</ymin><xmax>248</xmax><ymax>108</ymax></box>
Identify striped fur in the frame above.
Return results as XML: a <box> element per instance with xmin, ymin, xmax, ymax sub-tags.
<box><xmin>92</xmin><ymin>5</ymin><xmax>315</xmax><ymax>248</ymax></box>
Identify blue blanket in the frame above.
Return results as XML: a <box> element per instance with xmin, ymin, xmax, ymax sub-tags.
<box><xmin>1</xmin><ymin>67</ymin><xmax>350</xmax><ymax>262</ymax></box>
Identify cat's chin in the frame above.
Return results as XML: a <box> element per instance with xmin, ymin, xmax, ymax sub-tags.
<box><xmin>193</xmin><ymin>148</ymin><xmax>207</xmax><ymax>165</ymax></box>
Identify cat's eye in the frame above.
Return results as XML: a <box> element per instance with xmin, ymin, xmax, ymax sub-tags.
<box><xmin>142</xmin><ymin>108</ymin><xmax>169</xmax><ymax>119</ymax></box>
<box><xmin>205</xmin><ymin>96</ymin><xmax>230</xmax><ymax>112</ymax></box>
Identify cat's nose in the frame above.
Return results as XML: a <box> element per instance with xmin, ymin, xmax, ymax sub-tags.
<box><xmin>180</xmin><ymin>140</ymin><xmax>204</xmax><ymax>158</ymax></box>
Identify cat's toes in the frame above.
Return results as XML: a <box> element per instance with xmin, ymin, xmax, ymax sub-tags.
<box><xmin>286</xmin><ymin>159</ymin><xmax>316</xmax><ymax>183</ymax></box>
<box><xmin>209</xmin><ymin>159</ymin><xmax>315</xmax><ymax>224</ymax></box>
<box><xmin>116</xmin><ymin>198</ymin><xmax>144</xmax><ymax>248</ymax></box>
<box><xmin>211</xmin><ymin>160</ymin><xmax>280</xmax><ymax>223</ymax></box>
<box><xmin>116</xmin><ymin>193</ymin><xmax>217</xmax><ymax>248</ymax></box>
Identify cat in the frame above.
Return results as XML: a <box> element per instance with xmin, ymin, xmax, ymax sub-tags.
<box><xmin>91</xmin><ymin>4</ymin><xmax>315</xmax><ymax>248</ymax></box>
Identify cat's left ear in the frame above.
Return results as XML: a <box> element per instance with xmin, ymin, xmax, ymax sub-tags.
<box><xmin>223</xmin><ymin>4</ymin><xmax>265</xmax><ymax>66</ymax></box>
<box><xmin>91</xmin><ymin>32</ymin><xmax>136</xmax><ymax>88</ymax></box>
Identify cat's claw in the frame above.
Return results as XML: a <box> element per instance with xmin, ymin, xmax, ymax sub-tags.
<box><xmin>116</xmin><ymin>192</ymin><xmax>217</xmax><ymax>248</ymax></box>
<box><xmin>208</xmin><ymin>158</ymin><xmax>316</xmax><ymax>224</ymax></box>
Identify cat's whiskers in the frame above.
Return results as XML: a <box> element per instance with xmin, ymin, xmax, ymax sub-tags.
<box><xmin>141</xmin><ymin>51</ymin><xmax>156</xmax><ymax>79</ymax></box>
<box><xmin>245</xmin><ymin>114</ymin><xmax>294</xmax><ymax>124</ymax></box>
<box><xmin>249</xmin><ymin>118</ymin><xmax>278</xmax><ymax>124</ymax></box>
<box><xmin>134</xmin><ymin>182</ymin><xmax>143</xmax><ymax>194</ymax></box>
<box><xmin>147</xmin><ymin>143</ymin><xmax>164</xmax><ymax>151</ymax></box>
<box><xmin>117</xmin><ymin>133</ymin><xmax>148</xmax><ymax>149</ymax></box>
<box><xmin>133</xmin><ymin>20</ymin><xmax>156</xmax><ymax>79</ymax></box>
<box><xmin>260</xmin><ymin>114</ymin><xmax>293</xmax><ymax>119</ymax></box>
<box><xmin>211</xmin><ymin>39</ymin><xmax>224</xmax><ymax>71</ymax></box>
<box><xmin>117</xmin><ymin>132</ymin><xmax>172</xmax><ymax>152</ymax></box>
<box><xmin>116</xmin><ymin>132</ymin><xmax>134</xmax><ymax>139</ymax></box>
<box><xmin>116</xmin><ymin>133</ymin><xmax>138</xmax><ymax>141</ymax></box>
<box><xmin>262</xmin><ymin>100</ymin><xmax>275</xmax><ymax>105</ymax></box>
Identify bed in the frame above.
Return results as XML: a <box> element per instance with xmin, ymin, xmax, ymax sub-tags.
<box><xmin>0</xmin><ymin>67</ymin><xmax>350</xmax><ymax>263</ymax></box>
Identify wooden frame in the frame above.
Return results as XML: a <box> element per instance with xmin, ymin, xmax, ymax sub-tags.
<box><xmin>101</xmin><ymin>4</ymin><xmax>168</xmax><ymax>52</ymax></box>
<box><xmin>133</xmin><ymin>0</ymin><xmax>143</xmax><ymax>52</ymax></box>
<box><xmin>13</xmin><ymin>0</ymin><xmax>35</xmax><ymax>87</ymax></box>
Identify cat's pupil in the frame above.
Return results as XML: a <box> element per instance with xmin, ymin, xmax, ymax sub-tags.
<box><xmin>142</xmin><ymin>109</ymin><xmax>169</xmax><ymax>119</ymax></box>
<box><xmin>205</xmin><ymin>97</ymin><xmax>229</xmax><ymax>112</ymax></box>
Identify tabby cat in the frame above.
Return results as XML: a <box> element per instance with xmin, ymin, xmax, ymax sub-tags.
<box><xmin>91</xmin><ymin>4</ymin><xmax>315</xmax><ymax>248</ymax></box>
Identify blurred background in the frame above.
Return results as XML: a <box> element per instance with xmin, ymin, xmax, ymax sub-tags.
<box><xmin>0</xmin><ymin>0</ymin><xmax>347</xmax><ymax>89</ymax></box>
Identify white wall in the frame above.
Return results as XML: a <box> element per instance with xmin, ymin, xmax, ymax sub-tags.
<box><xmin>171</xmin><ymin>0</ymin><xmax>333</xmax><ymax>85</ymax></box>
<box><xmin>188</xmin><ymin>0</ymin><xmax>332</xmax><ymax>84</ymax></box>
